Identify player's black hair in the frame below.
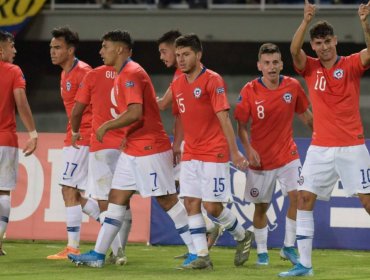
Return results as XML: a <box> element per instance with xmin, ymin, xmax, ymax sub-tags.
<box><xmin>101</xmin><ymin>30</ymin><xmax>133</xmax><ymax>50</ymax></box>
<box><xmin>157</xmin><ymin>30</ymin><xmax>182</xmax><ymax>45</ymax></box>
<box><xmin>0</xmin><ymin>30</ymin><xmax>14</xmax><ymax>43</ymax></box>
<box><xmin>310</xmin><ymin>20</ymin><xmax>334</xmax><ymax>40</ymax></box>
<box><xmin>258</xmin><ymin>43</ymin><xmax>281</xmax><ymax>60</ymax></box>
<box><xmin>175</xmin><ymin>33</ymin><xmax>202</xmax><ymax>53</ymax></box>
<box><xmin>51</xmin><ymin>26</ymin><xmax>79</xmax><ymax>48</ymax></box>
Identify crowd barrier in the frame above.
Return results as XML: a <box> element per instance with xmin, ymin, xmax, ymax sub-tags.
<box><xmin>7</xmin><ymin>134</ymin><xmax>370</xmax><ymax>249</ymax></box>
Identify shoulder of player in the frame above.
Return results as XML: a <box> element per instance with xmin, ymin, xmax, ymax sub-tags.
<box><xmin>0</xmin><ymin>61</ymin><xmax>21</xmax><ymax>73</ymax></box>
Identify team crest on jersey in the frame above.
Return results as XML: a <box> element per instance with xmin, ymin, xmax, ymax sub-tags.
<box><xmin>216</xmin><ymin>87</ymin><xmax>225</xmax><ymax>94</ymax></box>
<box><xmin>333</xmin><ymin>69</ymin><xmax>344</xmax><ymax>79</ymax></box>
<box><xmin>66</xmin><ymin>81</ymin><xmax>71</xmax><ymax>92</ymax></box>
<box><xmin>125</xmin><ymin>81</ymin><xmax>134</xmax><ymax>88</ymax></box>
<box><xmin>193</xmin><ymin>87</ymin><xmax>202</xmax><ymax>98</ymax></box>
<box><xmin>282</xmin><ymin>93</ymin><xmax>292</xmax><ymax>103</ymax></box>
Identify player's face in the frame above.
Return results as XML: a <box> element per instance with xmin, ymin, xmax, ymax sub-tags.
<box><xmin>257</xmin><ymin>52</ymin><xmax>283</xmax><ymax>83</ymax></box>
<box><xmin>159</xmin><ymin>42</ymin><xmax>176</xmax><ymax>68</ymax></box>
<box><xmin>310</xmin><ymin>35</ymin><xmax>337</xmax><ymax>63</ymax></box>
<box><xmin>176</xmin><ymin>46</ymin><xmax>200</xmax><ymax>74</ymax></box>
<box><xmin>0</xmin><ymin>38</ymin><xmax>16</xmax><ymax>63</ymax></box>
<box><xmin>99</xmin><ymin>40</ymin><xmax>121</xmax><ymax>66</ymax></box>
<box><xmin>50</xmin><ymin>37</ymin><xmax>74</xmax><ymax>67</ymax></box>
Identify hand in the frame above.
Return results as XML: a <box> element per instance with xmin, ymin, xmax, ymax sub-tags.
<box><xmin>246</xmin><ymin>146</ymin><xmax>261</xmax><ymax>168</ymax></box>
<box><xmin>359</xmin><ymin>1</ymin><xmax>370</xmax><ymax>22</ymax></box>
<box><xmin>23</xmin><ymin>137</ymin><xmax>37</xmax><ymax>157</ymax></box>
<box><xmin>232</xmin><ymin>151</ymin><xmax>249</xmax><ymax>171</ymax></box>
<box><xmin>120</xmin><ymin>137</ymin><xmax>127</xmax><ymax>150</ymax></box>
<box><xmin>71</xmin><ymin>132</ymin><xmax>81</xmax><ymax>149</ymax></box>
<box><xmin>303</xmin><ymin>0</ymin><xmax>315</xmax><ymax>24</ymax></box>
<box><xmin>96</xmin><ymin>125</ymin><xmax>107</xmax><ymax>143</ymax></box>
<box><xmin>172</xmin><ymin>143</ymin><xmax>182</xmax><ymax>167</ymax></box>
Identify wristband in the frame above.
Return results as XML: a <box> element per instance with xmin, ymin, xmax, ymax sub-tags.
<box><xmin>72</xmin><ymin>131</ymin><xmax>79</xmax><ymax>136</ymax></box>
<box><xmin>29</xmin><ymin>130</ymin><xmax>38</xmax><ymax>139</ymax></box>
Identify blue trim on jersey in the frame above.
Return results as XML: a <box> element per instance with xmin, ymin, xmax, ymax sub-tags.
<box><xmin>227</xmin><ymin>219</ymin><xmax>238</xmax><ymax>232</ymax></box>
<box><xmin>177</xmin><ymin>225</ymin><xmax>189</xmax><ymax>235</ymax></box>
<box><xmin>67</xmin><ymin>58</ymin><xmax>79</xmax><ymax>73</ymax></box>
<box><xmin>190</xmin><ymin>227</ymin><xmax>207</xmax><ymax>235</ymax></box>
<box><xmin>296</xmin><ymin>235</ymin><xmax>313</xmax><ymax>240</ymax></box>
<box><xmin>104</xmin><ymin>217</ymin><xmax>122</xmax><ymax>228</ymax></box>
<box><xmin>0</xmin><ymin>216</ymin><xmax>9</xmax><ymax>223</ymax></box>
<box><xmin>258</xmin><ymin>75</ymin><xmax>283</xmax><ymax>88</ymax></box>
<box><xmin>118</xmin><ymin>58</ymin><xmax>132</xmax><ymax>74</ymax></box>
<box><xmin>67</xmin><ymin>226</ymin><xmax>80</xmax><ymax>232</ymax></box>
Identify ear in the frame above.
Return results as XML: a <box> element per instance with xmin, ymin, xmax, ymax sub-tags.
<box><xmin>197</xmin><ymin>51</ymin><xmax>202</xmax><ymax>60</ymax></box>
<box><xmin>257</xmin><ymin>61</ymin><xmax>262</xmax><ymax>72</ymax></box>
<box><xmin>68</xmin><ymin>46</ymin><xmax>75</xmax><ymax>56</ymax></box>
<box><xmin>334</xmin><ymin>35</ymin><xmax>338</xmax><ymax>46</ymax></box>
<box><xmin>280</xmin><ymin>60</ymin><xmax>284</xmax><ymax>71</ymax></box>
<box><xmin>310</xmin><ymin>40</ymin><xmax>315</xmax><ymax>51</ymax></box>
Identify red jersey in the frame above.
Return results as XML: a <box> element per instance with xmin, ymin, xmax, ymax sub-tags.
<box><xmin>171</xmin><ymin>68</ymin><xmax>230</xmax><ymax>163</ymax></box>
<box><xmin>0</xmin><ymin>61</ymin><xmax>26</xmax><ymax>147</ymax></box>
<box><xmin>60</xmin><ymin>59</ymin><xmax>92</xmax><ymax>146</ymax></box>
<box><xmin>114</xmin><ymin>59</ymin><xmax>171</xmax><ymax>156</ymax></box>
<box><xmin>296</xmin><ymin>54</ymin><xmax>368</xmax><ymax>146</ymax></box>
<box><xmin>75</xmin><ymin>65</ymin><xmax>125</xmax><ymax>152</ymax></box>
<box><xmin>234</xmin><ymin>76</ymin><xmax>309</xmax><ymax>170</ymax></box>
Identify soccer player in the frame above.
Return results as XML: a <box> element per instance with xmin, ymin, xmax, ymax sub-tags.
<box><xmin>68</xmin><ymin>30</ymin><xmax>196</xmax><ymax>268</ymax></box>
<box><xmin>0</xmin><ymin>30</ymin><xmax>38</xmax><ymax>256</ymax></box>
<box><xmin>234</xmin><ymin>43</ymin><xmax>313</xmax><ymax>267</ymax></box>
<box><xmin>47</xmin><ymin>27</ymin><xmax>100</xmax><ymax>260</ymax></box>
<box><xmin>171</xmin><ymin>33</ymin><xmax>253</xmax><ymax>269</ymax></box>
<box><xmin>70</xmin><ymin>64</ymin><xmax>130</xmax><ymax>265</ymax></box>
<box><xmin>157</xmin><ymin>30</ymin><xmax>224</xmax><ymax>252</ymax></box>
<box><xmin>157</xmin><ymin>30</ymin><xmax>183</xmax><ymax>111</ymax></box>
<box><xmin>279</xmin><ymin>1</ymin><xmax>370</xmax><ymax>277</ymax></box>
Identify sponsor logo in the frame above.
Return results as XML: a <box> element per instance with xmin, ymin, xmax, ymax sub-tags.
<box><xmin>255</xmin><ymin>100</ymin><xmax>265</xmax><ymax>105</ymax></box>
<box><xmin>216</xmin><ymin>87</ymin><xmax>225</xmax><ymax>94</ymax></box>
<box><xmin>176</xmin><ymin>93</ymin><xmax>183</xmax><ymax>98</ymax></box>
<box><xmin>214</xmin><ymin>193</ymin><xmax>223</xmax><ymax>197</ymax></box>
<box><xmin>283</xmin><ymin>93</ymin><xmax>292</xmax><ymax>103</ymax></box>
<box><xmin>333</xmin><ymin>69</ymin><xmax>344</xmax><ymax>79</ymax></box>
<box><xmin>193</xmin><ymin>87</ymin><xmax>202</xmax><ymax>98</ymax></box>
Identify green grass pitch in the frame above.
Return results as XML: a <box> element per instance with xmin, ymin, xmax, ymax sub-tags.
<box><xmin>0</xmin><ymin>241</ymin><xmax>369</xmax><ymax>280</ymax></box>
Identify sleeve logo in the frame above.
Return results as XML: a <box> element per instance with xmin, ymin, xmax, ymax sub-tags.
<box><xmin>125</xmin><ymin>81</ymin><xmax>135</xmax><ymax>87</ymax></box>
<box><xmin>216</xmin><ymin>87</ymin><xmax>225</xmax><ymax>94</ymax></box>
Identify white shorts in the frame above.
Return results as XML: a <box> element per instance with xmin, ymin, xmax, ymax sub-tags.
<box><xmin>245</xmin><ymin>159</ymin><xmax>301</xmax><ymax>203</ymax></box>
<box><xmin>0</xmin><ymin>147</ymin><xmax>18</xmax><ymax>191</ymax></box>
<box><xmin>86</xmin><ymin>149</ymin><xmax>121</xmax><ymax>200</ymax></box>
<box><xmin>111</xmin><ymin>149</ymin><xmax>177</xmax><ymax>198</ymax></box>
<box><xmin>179</xmin><ymin>160</ymin><xmax>233</xmax><ymax>203</ymax></box>
<box><xmin>59</xmin><ymin>146</ymin><xmax>89</xmax><ymax>191</ymax></box>
<box><xmin>300</xmin><ymin>145</ymin><xmax>370</xmax><ymax>200</ymax></box>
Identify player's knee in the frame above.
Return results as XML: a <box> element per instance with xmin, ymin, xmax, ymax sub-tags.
<box><xmin>359</xmin><ymin>195</ymin><xmax>370</xmax><ymax>214</ymax></box>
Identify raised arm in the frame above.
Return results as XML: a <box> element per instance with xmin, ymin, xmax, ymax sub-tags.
<box><xmin>216</xmin><ymin>110</ymin><xmax>248</xmax><ymax>171</ymax></box>
<box><xmin>14</xmin><ymin>88</ymin><xmax>37</xmax><ymax>156</ymax></box>
<box><xmin>359</xmin><ymin>1</ymin><xmax>370</xmax><ymax>67</ymax></box>
<box><xmin>290</xmin><ymin>0</ymin><xmax>315</xmax><ymax>71</ymax></box>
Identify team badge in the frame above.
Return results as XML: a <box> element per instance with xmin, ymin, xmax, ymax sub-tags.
<box><xmin>250</xmin><ymin>188</ymin><xmax>259</xmax><ymax>198</ymax></box>
<box><xmin>66</xmin><ymin>81</ymin><xmax>71</xmax><ymax>92</ymax></box>
<box><xmin>125</xmin><ymin>81</ymin><xmax>134</xmax><ymax>88</ymax></box>
<box><xmin>333</xmin><ymin>69</ymin><xmax>344</xmax><ymax>79</ymax></box>
<box><xmin>216</xmin><ymin>87</ymin><xmax>225</xmax><ymax>94</ymax></box>
<box><xmin>282</xmin><ymin>93</ymin><xmax>292</xmax><ymax>103</ymax></box>
<box><xmin>193</xmin><ymin>87</ymin><xmax>202</xmax><ymax>98</ymax></box>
